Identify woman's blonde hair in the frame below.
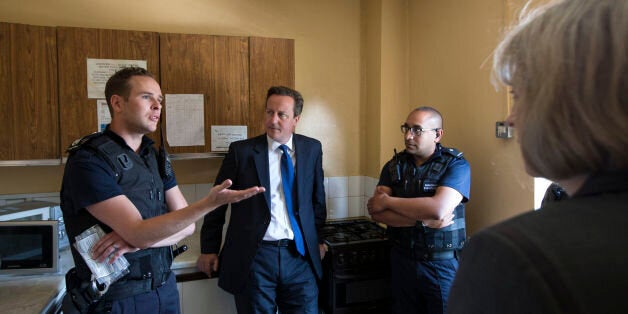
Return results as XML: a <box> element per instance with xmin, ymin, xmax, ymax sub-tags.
<box><xmin>493</xmin><ymin>0</ymin><xmax>628</xmax><ymax>180</ymax></box>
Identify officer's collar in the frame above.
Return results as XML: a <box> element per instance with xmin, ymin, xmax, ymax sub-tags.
<box><xmin>103</xmin><ymin>125</ymin><xmax>155</xmax><ymax>154</ymax></box>
<box><xmin>433</xmin><ymin>143</ymin><xmax>444</xmax><ymax>157</ymax></box>
<box><xmin>422</xmin><ymin>144</ymin><xmax>444</xmax><ymax>164</ymax></box>
<box><xmin>403</xmin><ymin>143</ymin><xmax>443</xmax><ymax>165</ymax></box>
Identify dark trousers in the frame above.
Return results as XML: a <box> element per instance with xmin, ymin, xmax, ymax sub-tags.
<box><xmin>105</xmin><ymin>272</ymin><xmax>180</xmax><ymax>314</ymax></box>
<box><xmin>390</xmin><ymin>246</ymin><xmax>458</xmax><ymax>314</ymax></box>
<box><xmin>234</xmin><ymin>242</ymin><xmax>318</xmax><ymax>314</ymax></box>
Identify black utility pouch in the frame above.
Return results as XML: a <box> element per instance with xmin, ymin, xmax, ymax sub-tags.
<box><xmin>62</xmin><ymin>268</ymin><xmax>86</xmax><ymax>314</ymax></box>
<box><xmin>62</xmin><ymin>268</ymin><xmax>107</xmax><ymax>314</ymax></box>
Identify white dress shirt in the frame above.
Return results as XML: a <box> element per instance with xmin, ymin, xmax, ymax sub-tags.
<box><xmin>263</xmin><ymin>135</ymin><xmax>298</xmax><ymax>241</ymax></box>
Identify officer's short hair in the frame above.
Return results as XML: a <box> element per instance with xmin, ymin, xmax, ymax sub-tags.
<box><xmin>105</xmin><ymin>67</ymin><xmax>155</xmax><ymax>115</ymax></box>
<box><xmin>493</xmin><ymin>0</ymin><xmax>628</xmax><ymax>179</ymax></box>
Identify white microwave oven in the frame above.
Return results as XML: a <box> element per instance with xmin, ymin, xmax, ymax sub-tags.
<box><xmin>0</xmin><ymin>220</ymin><xmax>60</xmax><ymax>275</ymax></box>
<box><xmin>0</xmin><ymin>201</ymin><xmax>70</xmax><ymax>275</ymax></box>
<box><xmin>0</xmin><ymin>201</ymin><xmax>69</xmax><ymax>249</ymax></box>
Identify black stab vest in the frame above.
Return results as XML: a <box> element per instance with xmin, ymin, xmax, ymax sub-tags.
<box><xmin>63</xmin><ymin>133</ymin><xmax>173</xmax><ymax>288</ymax></box>
<box><xmin>386</xmin><ymin>145</ymin><xmax>467</xmax><ymax>256</ymax></box>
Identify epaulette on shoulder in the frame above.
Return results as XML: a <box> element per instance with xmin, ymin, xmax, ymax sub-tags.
<box><xmin>66</xmin><ymin>132</ymin><xmax>103</xmax><ymax>153</ymax></box>
<box><xmin>442</xmin><ymin>146</ymin><xmax>463</xmax><ymax>158</ymax></box>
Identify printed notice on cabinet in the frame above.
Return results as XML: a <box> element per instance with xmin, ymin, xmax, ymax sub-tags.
<box><xmin>97</xmin><ymin>99</ymin><xmax>111</xmax><ymax>132</ymax></box>
<box><xmin>165</xmin><ymin>94</ymin><xmax>205</xmax><ymax>147</ymax></box>
<box><xmin>87</xmin><ymin>59</ymin><xmax>147</xmax><ymax>99</ymax></box>
<box><xmin>211</xmin><ymin>125</ymin><xmax>247</xmax><ymax>151</ymax></box>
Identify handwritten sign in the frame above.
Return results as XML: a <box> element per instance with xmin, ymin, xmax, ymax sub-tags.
<box><xmin>211</xmin><ymin>125</ymin><xmax>247</xmax><ymax>151</ymax></box>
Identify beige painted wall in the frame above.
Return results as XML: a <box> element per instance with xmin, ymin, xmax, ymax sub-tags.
<box><xmin>408</xmin><ymin>0</ymin><xmax>533</xmax><ymax>232</ymax></box>
<box><xmin>361</xmin><ymin>0</ymin><xmax>383</xmax><ymax>178</ymax></box>
<box><xmin>0</xmin><ymin>0</ymin><xmax>535</xmax><ymax>233</ymax></box>
<box><xmin>379</xmin><ymin>0</ymin><xmax>409</xmax><ymax>166</ymax></box>
<box><xmin>361</xmin><ymin>0</ymin><xmax>408</xmax><ymax>178</ymax></box>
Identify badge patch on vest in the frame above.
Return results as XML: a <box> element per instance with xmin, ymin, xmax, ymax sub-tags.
<box><xmin>423</xmin><ymin>182</ymin><xmax>438</xmax><ymax>192</ymax></box>
<box><xmin>117</xmin><ymin>154</ymin><xmax>133</xmax><ymax>170</ymax></box>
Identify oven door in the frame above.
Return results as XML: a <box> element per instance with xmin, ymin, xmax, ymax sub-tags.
<box><xmin>321</xmin><ymin>268</ymin><xmax>391</xmax><ymax>314</ymax></box>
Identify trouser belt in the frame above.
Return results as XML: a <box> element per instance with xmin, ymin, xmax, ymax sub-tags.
<box><xmin>261</xmin><ymin>239</ymin><xmax>293</xmax><ymax>247</ymax></box>
<box><xmin>103</xmin><ymin>271</ymin><xmax>172</xmax><ymax>301</ymax></box>
<box><xmin>393</xmin><ymin>244</ymin><xmax>457</xmax><ymax>261</ymax></box>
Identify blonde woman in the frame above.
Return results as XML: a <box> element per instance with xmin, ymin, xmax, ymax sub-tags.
<box><xmin>447</xmin><ymin>0</ymin><xmax>628</xmax><ymax>313</ymax></box>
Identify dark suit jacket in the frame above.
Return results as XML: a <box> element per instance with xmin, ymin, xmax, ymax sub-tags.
<box><xmin>447</xmin><ymin>170</ymin><xmax>628</xmax><ymax>314</ymax></box>
<box><xmin>200</xmin><ymin>133</ymin><xmax>327</xmax><ymax>294</ymax></box>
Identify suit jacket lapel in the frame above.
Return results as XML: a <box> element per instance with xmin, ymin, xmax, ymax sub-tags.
<box><xmin>252</xmin><ymin>135</ymin><xmax>271</xmax><ymax>209</ymax></box>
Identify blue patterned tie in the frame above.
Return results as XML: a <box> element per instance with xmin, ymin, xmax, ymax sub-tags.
<box><xmin>279</xmin><ymin>144</ymin><xmax>305</xmax><ymax>256</ymax></box>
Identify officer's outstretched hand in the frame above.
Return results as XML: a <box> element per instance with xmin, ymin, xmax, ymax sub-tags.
<box><xmin>207</xmin><ymin>179</ymin><xmax>265</xmax><ymax>208</ymax></box>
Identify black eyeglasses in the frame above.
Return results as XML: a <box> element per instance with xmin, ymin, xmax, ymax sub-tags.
<box><xmin>400</xmin><ymin>124</ymin><xmax>440</xmax><ymax>136</ymax></box>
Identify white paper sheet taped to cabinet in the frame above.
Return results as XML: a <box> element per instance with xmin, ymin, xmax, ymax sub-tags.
<box><xmin>165</xmin><ymin>94</ymin><xmax>205</xmax><ymax>147</ymax></box>
<box><xmin>211</xmin><ymin>125</ymin><xmax>247</xmax><ymax>152</ymax></box>
<box><xmin>86</xmin><ymin>59</ymin><xmax>147</xmax><ymax>99</ymax></box>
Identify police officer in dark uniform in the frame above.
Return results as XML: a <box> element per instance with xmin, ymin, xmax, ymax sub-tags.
<box><xmin>368</xmin><ymin>106</ymin><xmax>471</xmax><ymax>314</ymax></box>
<box><xmin>60</xmin><ymin>67</ymin><xmax>264</xmax><ymax>313</ymax></box>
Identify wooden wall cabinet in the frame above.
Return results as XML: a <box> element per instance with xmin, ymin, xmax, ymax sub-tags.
<box><xmin>0</xmin><ymin>22</ymin><xmax>294</xmax><ymax>162</ymax></box>
<box><xmin>160</xmin><ymin>33</ymin><xmax>249</xmax><ymax>154</ymax></box>
<box><xmin>0</xmin><ymin>22</ymin><xmax>59</xmax><ymax>164</ymax></box>
<box><xmin>160</xmin><ymin>35</ymin><xmax>295</xmax><ymax>154</ymax></box>
<box><xmin>248</xmin><ymin>37</ymin><xmax>295</xmax><ymax>137</ymax></box>
<box><xmin>57</xmin><ymin>27</ymin><xmax>160</xmax><ymax>153</ymax></box>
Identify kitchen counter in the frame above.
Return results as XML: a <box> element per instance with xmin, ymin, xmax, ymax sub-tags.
<box><xmin>0</xmin><ymin>274</ymin><xmax>67</xmax><ymax>314</ymax></box>
<box><xmin>0</xmin><ymin>247</ymin><xmax>73</xmax><ymax>314</ymax></box>
<box><xmin>0</xmin><ymin>232</ymin><xmax>205</xmax><ymax>314</ymax></box>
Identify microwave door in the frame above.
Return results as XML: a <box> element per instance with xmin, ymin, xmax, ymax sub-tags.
<box><xmin>0</xmin><ymin>220</ymin><xmax>59</xmax><ymax>275</ymax></box>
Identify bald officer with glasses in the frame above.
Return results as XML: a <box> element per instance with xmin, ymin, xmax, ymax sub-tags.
<box><xmin>367</xmin><ymin>106</ymin><xmax>471</xmax><ymax>314</ymax></box>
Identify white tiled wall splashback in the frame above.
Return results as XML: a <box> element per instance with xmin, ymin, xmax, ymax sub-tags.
<box><xmin>0</xmin><ymin>176</ymin><xmax>379</xmax><ymax>220</ymax></box>
<box><xmin>326</xmin><ymin>176</ymin><xmax>378</xmax><ymax>219</ymax></box>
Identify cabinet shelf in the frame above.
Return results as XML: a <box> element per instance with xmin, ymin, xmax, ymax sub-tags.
<box><xmin>0</xmin><ymin>159</ymin><xmax>62</xmax><ymax>167</ymax></box>
<box><xmin>169</xmin><ymin>153</ymin><xmax>227</xmax><ymax>160</ymax></box>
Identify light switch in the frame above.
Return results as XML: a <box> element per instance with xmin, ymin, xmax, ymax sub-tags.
<box><xmin>495</xmin><ymin>121</ymin><xmax>514</xmax><ymax>139</ymax></box>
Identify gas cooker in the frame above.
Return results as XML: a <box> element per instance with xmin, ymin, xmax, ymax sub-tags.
<box><xmin>321</xmin><ymin>218</ymin><xmax>389</xmax><ymax>272</ymax></box>
<box><xmin>321</xmin><ymin>218</ymin><xmax>388</xmax><ymax>247</ymax></box>
<box><xmin>320</xmin><ymin>218</ymin><xmax>391</xmax><ymax>313</ymax></box>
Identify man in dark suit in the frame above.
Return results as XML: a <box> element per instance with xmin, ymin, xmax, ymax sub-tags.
<box><xmin>197</xmin><ymin>86</ymin><xmax>327</xmax><ymax>313</ymax></box>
